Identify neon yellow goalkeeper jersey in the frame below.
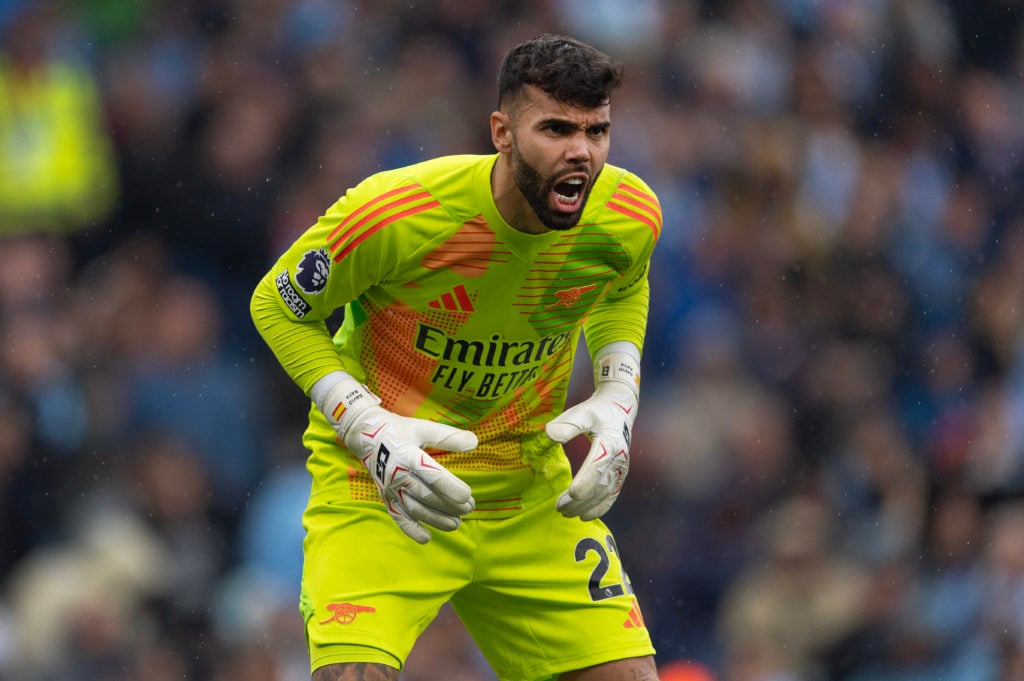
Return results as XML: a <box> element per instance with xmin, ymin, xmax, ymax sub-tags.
<box><xmin>251</xmin><ymin>153</ymin><xmax>661</xmax><ymax>516</ymax></box>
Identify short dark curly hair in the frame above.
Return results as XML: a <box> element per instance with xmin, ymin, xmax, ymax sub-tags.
<box><xmin>497</xmin><ymin>34</ymin><xmax>624</xmax><ymax>112</ymax></box>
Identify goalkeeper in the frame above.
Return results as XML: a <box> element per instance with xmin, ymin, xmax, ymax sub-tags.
<box><xmin>251</xmin><ymin>33</ymin><xmax>662</xmax><ymax>681</ymax></box>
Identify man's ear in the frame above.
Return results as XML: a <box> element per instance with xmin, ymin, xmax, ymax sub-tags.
<box><xmin>491</xmin><ymin>111</ymin><xmax>513</xmax><ymax>153</ymax></box>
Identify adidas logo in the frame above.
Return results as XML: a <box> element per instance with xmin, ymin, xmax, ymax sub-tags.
<box><xmin>622</xmin><ymin>599</ymin><xmax>646</xmax><ymax>629</ymax></box>
<box><xmin>427</xmin><ymin>284</ymin><xmax>474</xmax><ymax>312</ymax></box>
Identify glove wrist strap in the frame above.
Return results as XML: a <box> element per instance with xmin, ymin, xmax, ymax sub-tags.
<box><xmin>312</xmin><ymin>370</ymin><xmax>382</xmax><ymax>434</ymax></box>
<box><xmin>594</xmin><ymin>351</ymin><xmax>641</xmax><ymax>399</ymax></box>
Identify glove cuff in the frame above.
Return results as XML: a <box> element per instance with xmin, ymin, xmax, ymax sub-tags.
<box><xmin>311</xmin><ymin>370</ymin><xmax>382</xmax><ymax>436</ymax></box>
<box><xmin>593</xmin><ymin>349</ymin><xmax>641</xmax><ymax>399</ymax></box>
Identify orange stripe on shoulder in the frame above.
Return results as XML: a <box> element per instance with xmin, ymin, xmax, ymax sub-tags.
<box><xmin>617</xmin><ymin>183</ymin><xmax>661</xmax><ymax>211</ymax></box>
<box><xmin>327</xmin><ymin>183</ymin><xmax>421</xmax><ymax>243</ymax></box>
<box><xmin>609</xmin><ymin>182</ymin><xmax>662</xmax><ymax>238</ymax></box>
<box><xmin>332</xmin><ymin>198</ymin><xmax>442</xmax><ymax>261</ymax></box>
<box><xmin>329</xmin><ymin>187</ymin><xmax>433</xmax><ymax>258</ymax></box>
<box><xmin>325</xmin><ymin>182</ymin><xmax>441</xmax><ymax>261</ymax></box>
<box><xmin>608</xmin><ymin>194</ymin><xmax>662</xmax><ymax>239</ymax></box>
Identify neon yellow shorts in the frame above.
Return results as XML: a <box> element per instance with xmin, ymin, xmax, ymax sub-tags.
<box><xmin>299</xmin><ymin>490</ymin><xmax>655</xmax><ymax>681</ymax></box>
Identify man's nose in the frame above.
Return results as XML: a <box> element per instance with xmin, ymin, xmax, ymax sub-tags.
<box><xmin>564</xmin><ymin>134</ymin><xmax>592</xmax><ymax>163</ymax></box>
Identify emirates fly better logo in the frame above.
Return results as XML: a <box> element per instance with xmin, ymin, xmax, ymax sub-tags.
<box><xmin>414</xmin><ymin>323</ymin><xmax>574</xmax><ymax>400</ymax></box>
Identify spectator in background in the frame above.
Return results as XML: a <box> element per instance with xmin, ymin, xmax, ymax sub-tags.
<box><xmin>716</xmin><ymin>494</ymin><xmax>870</xmax><ymax>680</ymax></box>
<box><xmin>0</xmin><ymin>233</ymin><xmax>90</xmax><ymax>567</ymax></box>
<box><xmin>823</xmin><ymin>486</ymin><xmax>993</xmax><ymax>681</ymax></box>
<box><xmin>117</xmin><ymin>272</ymin><xmax>270</xmax><ymax>518</ymax></box>
<box><xmin>0</xmin><ymin>2</ymin><xmax>118</xmax><ymax>236</ymax></box>
<box><xmin>3</xmin><ymin>502</ymin><xmax>170</xmax><ymax>679</ymax></box>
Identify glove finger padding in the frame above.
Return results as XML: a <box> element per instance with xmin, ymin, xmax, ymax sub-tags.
<box><xmin>389</xmin><ymin>505</ymin><xmax>434</xmax><ymax>544</ymax></box>
<box><xmin>551</xmin><ymin>394</ymin><xmax>632</xmax><ymax>519</ymax></box>
<box><xmin>557</xmin><ymin>436</ymin><xmax>629</xmax><ymax>520</ymax></box>
<box><xmin>314</xmin><ymin>372</ymin><xmax>477</xmax><ymax>544</ymax></box>
<box><xmin>356</xmin><ymin>414</ymin><xmax>476</xmax><ymax>543</ymax></box>
<box><xmin>544</xmin><ymin>403</ymin><xmax>590</xmax><ymax>443</ymax></box>
<box><xmin>393</xmin><ymin>415</ymin><xmax>476</xmax><ymax>515</ymax></box>
<box><xmin>546</xmin><ymin>347</ymin><xmax>640</xmax><ymax>521</ymax></box>
<box><xmin>400</xmin><ymin>492</ymin><xmax>464</xmax><ymax>531</ymax></box>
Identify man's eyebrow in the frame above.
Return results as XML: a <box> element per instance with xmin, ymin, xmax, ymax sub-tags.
<box><xmin>536</xmin><ymin>116</ymin><xmax>572</xmax><ymax>127</ymax></box>
<box><xmin>537</xmin><ymin>117</ymin><xmax>611</xmax><ymax>131</ymax></box>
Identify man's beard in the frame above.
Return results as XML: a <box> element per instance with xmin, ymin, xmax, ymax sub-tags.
<box><xmin>510</xmin><ymin>143</ymin><xmax>592</xmax><ymax>231</ymax></box>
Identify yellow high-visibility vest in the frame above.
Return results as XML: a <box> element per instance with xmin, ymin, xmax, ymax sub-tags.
<box><xmin>0</xmin><ymin>57</ymin><xmax>118</xmax><ymax>233</ymax></box>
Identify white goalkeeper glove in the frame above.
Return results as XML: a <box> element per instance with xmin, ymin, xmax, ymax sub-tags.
<box><xmin>313</xmin><ymin>371</ymin><xmax>477</xmax><ymax>544</ymax></box>
<box><xmin>545</xmin><ymin>343</ymin><xmax>641</xmax><ymax>521</ymax></box>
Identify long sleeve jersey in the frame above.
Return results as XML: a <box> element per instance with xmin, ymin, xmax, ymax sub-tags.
<box><xmin>251</xmin><ymin>153</ymin><xmax>661</xmax><ymax>516</ymax></box>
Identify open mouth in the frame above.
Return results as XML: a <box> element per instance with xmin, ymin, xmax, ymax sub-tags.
<box><xmin>552</xmin><ymin>174</ymin><xmax>588</xmax><ymax>212</ymax></box>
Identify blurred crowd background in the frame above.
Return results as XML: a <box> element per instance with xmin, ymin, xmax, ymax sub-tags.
<box><xmin>3</xmin><ymin>0</ymin><xmax>1024</xmax><ymax>679</ymax></box>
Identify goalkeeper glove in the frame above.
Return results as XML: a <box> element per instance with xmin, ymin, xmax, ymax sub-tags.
<box><xmin>312</xmin><ymin>371</ymin><xmax>477</xmax><ymax>544</ymax></box>
<box><xmin>545</xmin><ymin>343</ymin><xmax>641</xmax><ymax>521</ymax></box>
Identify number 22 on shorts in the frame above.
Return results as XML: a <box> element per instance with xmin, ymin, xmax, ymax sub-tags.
<box><xmin>574</xmin><ymin>534</ymin><xmax>635</xmax><ymax>602</ymax></box>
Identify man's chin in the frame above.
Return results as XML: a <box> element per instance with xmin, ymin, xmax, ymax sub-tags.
<box><xmin>540</xmin><ymin>211</ymin><xmax>583</xmax><ymax>231</ymax></box>
<box><xmin>537</xmin><ymin>198</ymin><xmax>587</xmax><ymax>230</ymax></box>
